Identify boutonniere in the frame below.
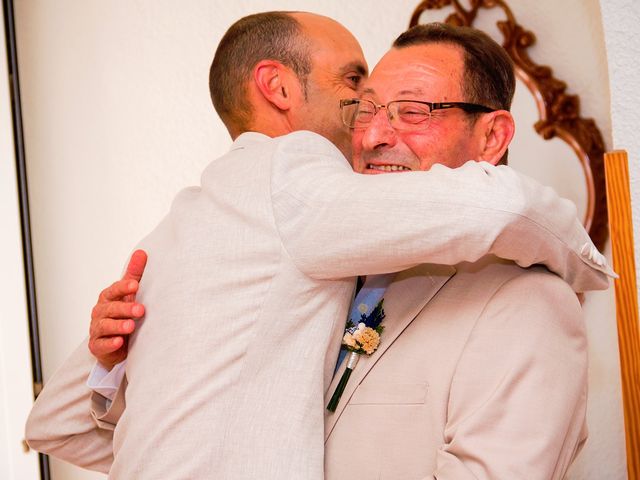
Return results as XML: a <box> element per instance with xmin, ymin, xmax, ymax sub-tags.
<box><xmin>327</xmin><ymin>299</ymin><xmax>385</xmax><ymax>412</ymax></box>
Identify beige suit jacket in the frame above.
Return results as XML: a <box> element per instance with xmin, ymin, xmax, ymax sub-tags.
<box><xmin>26</xmin><ymin>131</ymin><xmax>608</xmax><ymax>479</ymax></box>
<box><xmin>325</xmin><ymin>259</ymin><xmax>587</xmax><ymax>480</ymax></box>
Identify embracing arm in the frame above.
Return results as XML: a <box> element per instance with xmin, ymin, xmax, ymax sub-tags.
<box><xmin>89</xmin><ymin>249</ymin><xmax>147</xmax><ymax>369</ymax></box>
<box><xmin>271</xmin><ymin>132</ymin><xmax>611</xmax><ymax>291</ymax></box>
<box><xmin>25</xmin><ymin>340</ymin><xmax>117</xmax><ymax>473</ymax></box>
<box><xmin>24</xmin><ymin>251</ymin><xmax>146</xmax><ymax>472</ymax></box>
<box><xmin>429</xmin><ymin>268</ymin><xmax>587</xmax><ymax>479</ymax></box>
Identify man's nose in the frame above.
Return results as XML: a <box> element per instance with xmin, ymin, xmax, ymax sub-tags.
<box><xmin>360</xmin><ymin>110</ymin><xmax>397</xmax><ymax>151</ymax></box>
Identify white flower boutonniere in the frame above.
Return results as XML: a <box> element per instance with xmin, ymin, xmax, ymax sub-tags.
<box><xmin>342</xmin><ymin>322</ymin><xmax>382</xmax><ymax>354</ymax></box>
<box><xmin>327</xmin><ymin>300</ymin><xmax>385</xmax><ymax>412</ymax></box>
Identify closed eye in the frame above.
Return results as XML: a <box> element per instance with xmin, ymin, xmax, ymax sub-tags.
<box><xmin>345</xmin><ymin>74</ymin><xmax>363</xmax><ymax>89</ymax></box>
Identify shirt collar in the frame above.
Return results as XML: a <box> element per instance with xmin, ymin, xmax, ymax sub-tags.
<box><xmin>229</xmin><ymin>131</ymin><xmax>271</xmax><ymax>151</ymax></box>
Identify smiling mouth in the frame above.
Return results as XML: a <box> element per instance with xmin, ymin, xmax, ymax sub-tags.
<box><xmin>367</xmin><ymin>164</ymin><xmax>412</xmax><ymax>172</ymax></box>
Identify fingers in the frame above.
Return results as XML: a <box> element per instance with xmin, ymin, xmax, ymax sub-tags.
<box><xmin>90</xmin><ymin>334</ymin><xmax>124</xmax><ymax>355</ymax></box>
<box><xmin>98</xmin><ymin>278</ymin><xmax>139</xmax><ymax>303</ymax></box>
<box><xmin>122</xmin><ymin>249</ymin><xmax>148</xmax><ymax>303</ymax></box>
<box><xmin>88</xmin><ymin>336</ymin><xmax>126</xmax><ymax>366</ymax></box>
<box><xmin>88</xmin><ymin>249</ymin><xmax>148</xmax><ymax>367</ymax></box>
<box><xmin>124</xmin><ymin>249</ymin><xmax>148</xmax><ymax>283</ymax></box>
<box><xmin>97</xmin><ymin>249</ymin><xmax>148</xmax><ymax>305</ymax></box>
<box><xmin>89</xmin><ymin>315</ymin><xmax>138</xmax><ymax>367</ymax></box>
<box><xmin>91</xmin><ymin>316</ymin><xmax>136</xmax><ymax>339</ymax></box>
<box><xmin>92</xmin><ymin>300</ymin><xmax>145</xmax><ymax>322</ymax></box>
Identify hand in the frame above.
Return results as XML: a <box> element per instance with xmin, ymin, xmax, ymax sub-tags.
<box><xmin>89</xmin><ymin>250</ymin><xmax>147</xmax><ymax>369</ymax></box>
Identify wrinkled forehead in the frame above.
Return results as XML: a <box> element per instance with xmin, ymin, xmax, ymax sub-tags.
<box><xmin>362</xmin><ymin>44</ymin><xmax>464</xmax><ymax>101</ymax></box>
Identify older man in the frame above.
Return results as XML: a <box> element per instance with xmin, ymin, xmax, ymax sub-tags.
<box><xmin>26</xmin><ymin>12</ymin><xmax>608</xmax><ymax>480</ymax></box>
<box><xmin>324</xmin><ymin>24</ymin><xmax>588</xmax><ymax>479</ymax></box>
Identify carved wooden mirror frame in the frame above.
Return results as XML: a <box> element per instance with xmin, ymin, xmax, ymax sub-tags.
<box><xmin>410</xmin><ymin>0</ymin><xmax>608</xmax><ymax>250</ymax></box>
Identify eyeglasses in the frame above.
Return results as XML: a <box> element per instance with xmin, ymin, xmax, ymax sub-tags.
<box><xmin>339</xmin><ymin>98</ymin><xmax>495</xmax><ymax>131</ymax></box>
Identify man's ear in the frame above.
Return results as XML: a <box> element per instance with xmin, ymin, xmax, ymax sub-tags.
<box><xmin>253</xmin><ymin>60</ymin><xmax>294</xmax><ymax>111</ymax></box>
<box><xmin>476</xmin><ymin>110</ymin><xmax>515</xmax><ymax>166</ymax></box>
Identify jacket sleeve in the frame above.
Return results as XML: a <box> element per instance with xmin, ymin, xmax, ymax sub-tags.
<box><xmin>429</xmin><ymin>269</ymin><xmax>588</xmax><ymax>479</ymax></box>
<box><xmin>24</xmin><ymin>339</ymin><xmax>123</xmax><ymax>474</ymax></box>
<box><xmin>271</xmin><ymin>131</ymin><xmax>612</xmax><ymax>292</ymax></box>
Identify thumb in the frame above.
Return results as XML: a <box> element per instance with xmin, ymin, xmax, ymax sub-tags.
<box><xmin>122</xmin><ymin>250</ymin><xmax>148</xmax><ymax>303</ymax></box>
<box><xmin>123</xmin><ymin>249</ymin><xmax>148</xmax><ymax>283</ymax></box>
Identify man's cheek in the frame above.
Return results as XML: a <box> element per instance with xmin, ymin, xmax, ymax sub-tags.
<box><xmin>351</xmin><ymin>151</ymin><xmax>366</xmax><ymax>173</ymax></box>
<box><xmin>350</xmin><ymin>135</ymin><xmax>364</xmax><ymax>172</ymax></box>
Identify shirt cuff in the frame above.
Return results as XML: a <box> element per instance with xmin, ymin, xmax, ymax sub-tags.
<box><xmin>86</xmin><ymin>360</ymin><xmax>126</xmax><ymax>402</ymax></box>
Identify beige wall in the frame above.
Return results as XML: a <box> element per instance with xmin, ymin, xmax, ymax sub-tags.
<box><xmin>8</xmin><ymin>1</ymin><xmax>633</xmax><ymax>479</ymax></box>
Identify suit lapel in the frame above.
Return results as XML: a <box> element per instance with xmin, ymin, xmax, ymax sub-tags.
<box><xmin>324</xmin><ymin>263</ymin><xmax>455</xmax><ymax>440</ymax></box>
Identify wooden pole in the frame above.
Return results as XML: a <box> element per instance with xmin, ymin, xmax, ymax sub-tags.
<box><xmin>604</xmin><ymin>150</ymin><xmax>640</xmax><ymax>479</ymax></box>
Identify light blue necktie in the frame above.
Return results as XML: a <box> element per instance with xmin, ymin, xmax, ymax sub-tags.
<box><xmin>334</xmin><ymin>273</ymin><xmax>395</xmax><ymax>373</ymax></box>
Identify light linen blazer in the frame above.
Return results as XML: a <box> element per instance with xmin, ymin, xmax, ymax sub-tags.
<box><xmin>26</xmin><ymin>131</ymin><xmax>608</xmax><ymax>479</ymax></box>
<box><xmin>325</xmin><ymin>259</ymin><xmax>587</xmax><ymax>480</ymax></box>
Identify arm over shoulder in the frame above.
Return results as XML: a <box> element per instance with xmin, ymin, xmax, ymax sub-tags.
<box><xmin>270</xmin><ymin>132</ymin><xmax>611</xmax><ymax>291</ymax></box>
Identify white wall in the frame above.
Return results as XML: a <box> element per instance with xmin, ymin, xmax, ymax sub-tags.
<box><xmin>10</xmin><ymin>1</ymin><xmax>631</xmax><ymax>479</ymax></box>
<box><xmin>0</xmin><ymin>6</ymin><xmax>41</xmax><ymax>479</ymax></box>
<box><xmin>598</xmin><ymin>2</ymin><xmax>640</xmax><ymax>479</ymax></box>
<box><xmin>600</xmin><ymin>0</ymin><xmax>640</xmax><ymax>296</ymax></box>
